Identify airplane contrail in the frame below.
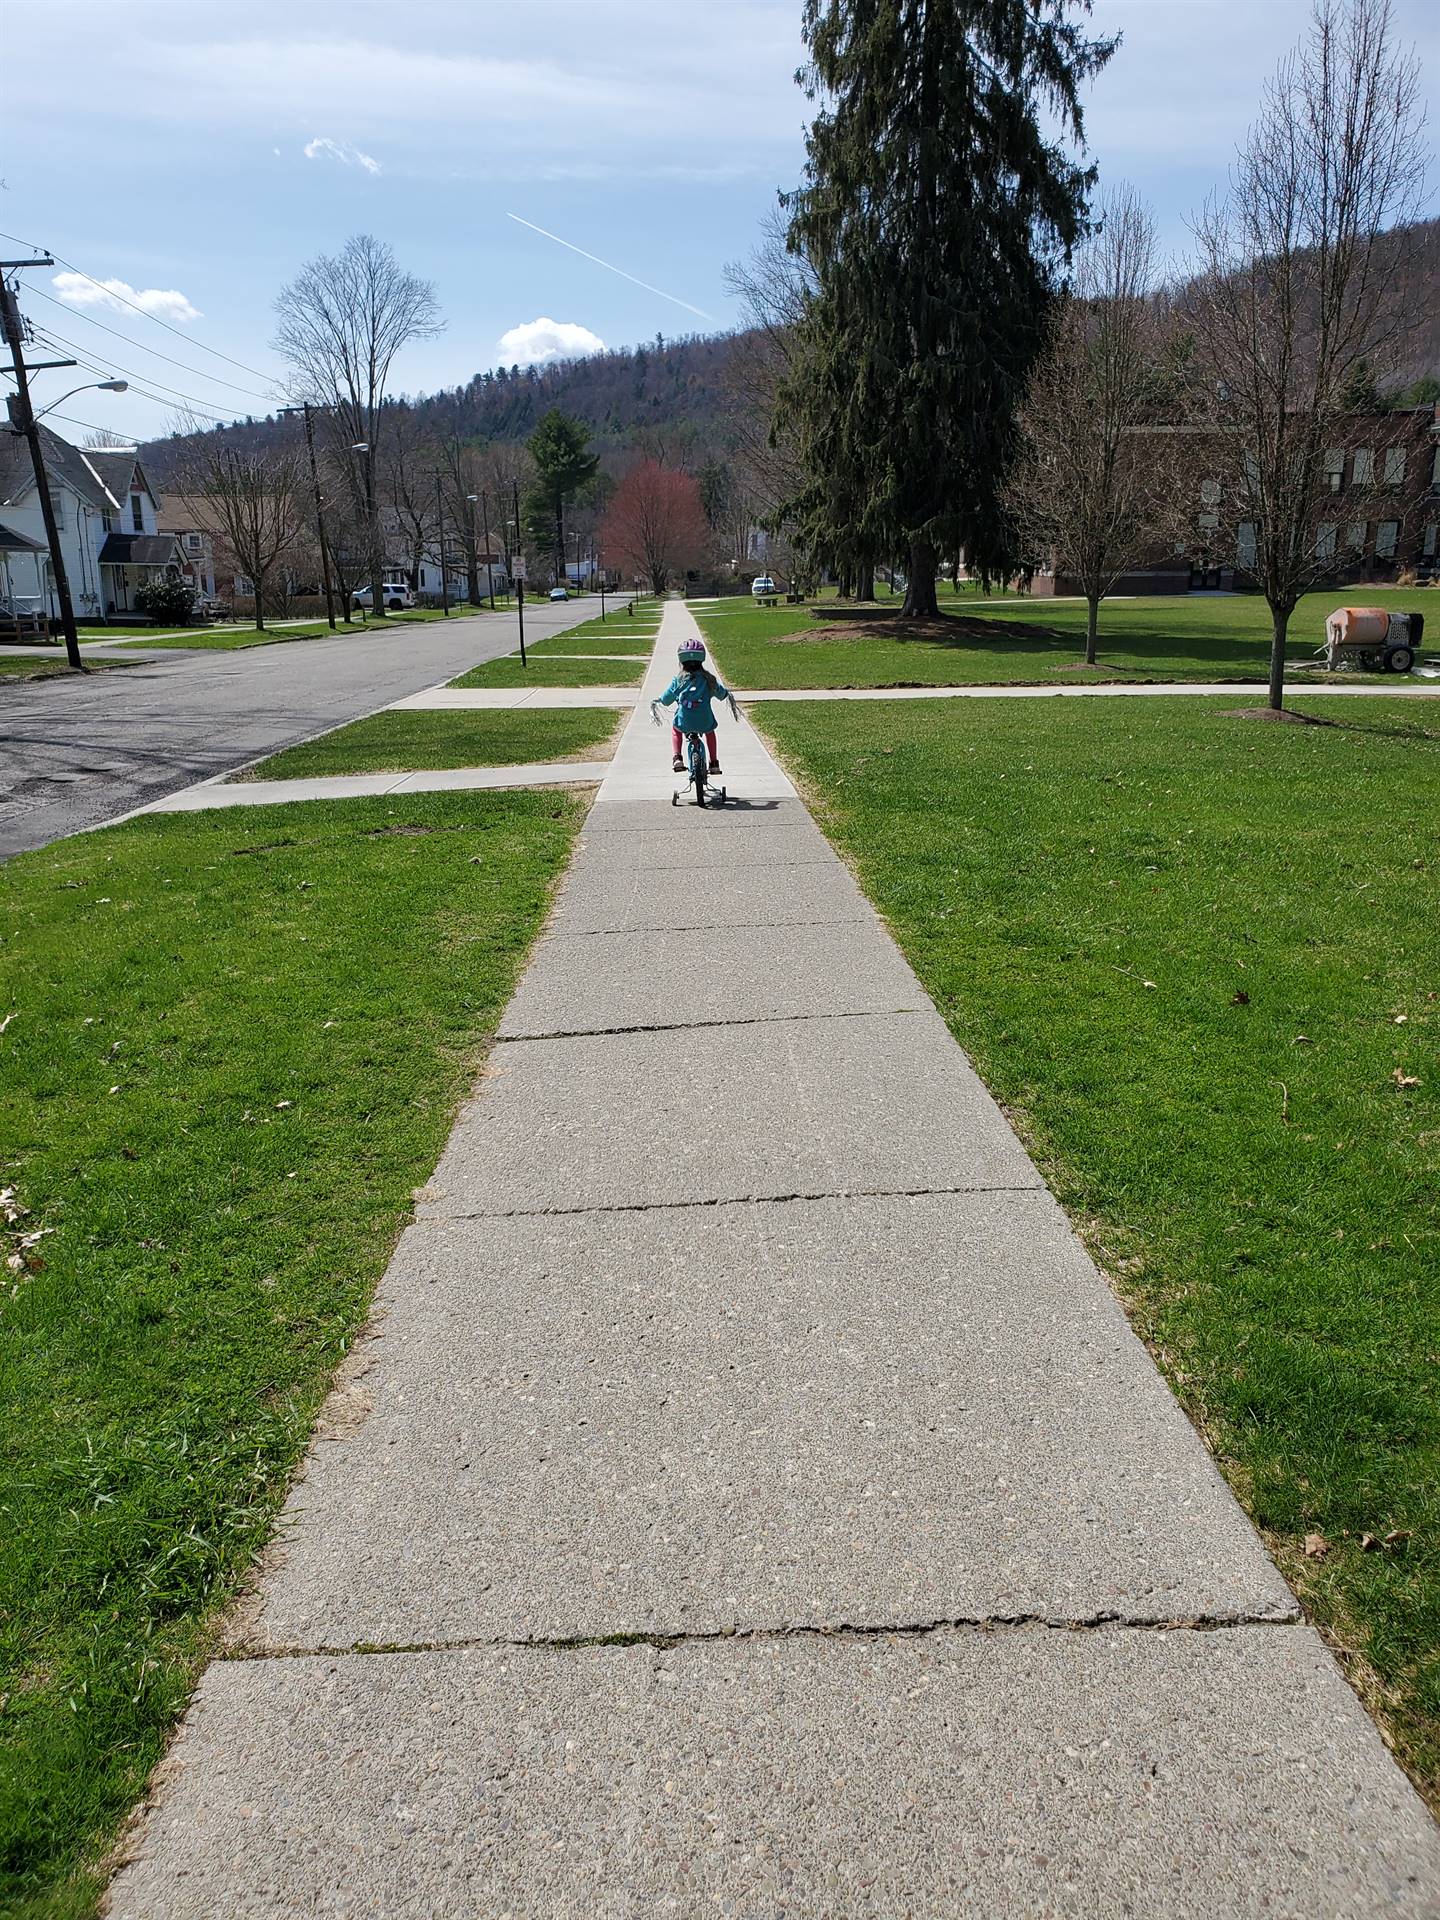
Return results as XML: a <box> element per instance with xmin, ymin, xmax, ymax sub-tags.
<box><xmin>506</xmin><ymin>213</ymin><xmax>715</xmax><ymax>324</ymax></box>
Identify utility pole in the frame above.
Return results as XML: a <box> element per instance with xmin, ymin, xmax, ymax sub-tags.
<box><xmin>512</xmin><ymin>478</ymin><xmax>527</xmax><ymax>669</ymax></box>
<box><xmin>479</xmin><ymin>492</ymin><xmax>495</xmax><ymax>610</ymax></box>
<box><xmin>279</xmin><ymin>403</ymin><xmax>337</xmax><ymax>631</ymax></box>
<box><xmin>598</xmin><ymin>544</ymin><xmax>606</xmax><ymax>621</ymax></box>
<box><xmin>434</xmin><ymin>473</ymin><xmax>450</xmax><ymax>617</ymax></box>
<box><xmin>1</xmin><ymin>259</ymin><xmax>84</xmax><ymax>671</ymax></box>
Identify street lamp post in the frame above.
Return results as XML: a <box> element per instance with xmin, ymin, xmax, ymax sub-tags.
<box><xmin>434</xmin><ymin>472</ymin><xmax>450</xmax><ymax>617</ymax></box>
<box><xmin>280</xmin><ymin>403</ymin><xmax>337</xmax><ymax>631</ymax></box>
<box><xmin>350</xmin><ymin>440</ymin><xmax>384</xmax><ymax>621</ymax></box>
<box><xmin>512</xmin><ymin>478</ymin><xmax>527</xmax><ymax>669</ymax></box>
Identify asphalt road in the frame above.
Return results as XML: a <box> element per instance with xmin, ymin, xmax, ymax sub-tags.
<box><xmin>0</xmin><ymin>598</ymin><xmax>599</xmax><ymax>860</ymax></box>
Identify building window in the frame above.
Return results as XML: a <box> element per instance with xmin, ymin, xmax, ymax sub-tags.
<box><xmin>1323</xmin><ymin>449</ymin><xmax>1344</xmax><ymax>492</ymax></box>
<box><xmin>1200</xmin><ymin>477</ymin><xmax>1222</xmax><ymax>506</ymax></box>
<box><xmin>1345</xmin><ymin>522</ymin><xmax>1367</xmax><ymax>552</ymax></box>
<box><xmin>101</xmin><ymin>510</ymin><xmax>113</xmax><ymax>532</ymax></box>
<box><xmin>1316</xmin><ymin>522</ymin><xmax>1337</xmax><ymax>560</ymax></box>
<box><xmin>1237</xmin><ymin>521</ymin><xmax>1257</xmax><ymax>567</ymax></box>
<box><xmin>1375</xmin><ymin>520</ymin><xmax>1399</xmax><ymax>559</ymax></box>
<box><xmin>185</xmin><ymin>532</ymin><xmax>203</xmax><ymax>552</ymax></box>
<box><xmin>1383</xmin><ymin>447</ymin><xmax>1407</xmax><ymax>488</ymax></box>
<box><xmin>1423</xmin><ymin>523</ymin><xmax>1437</xmax><ymax>559</ymax></box>
<box><xmin>1431</xmin><ymin>446</ymin><xmax>1440</xmax><ymax>490</ymax></box>
<box><xmin>1352</xmin><ymin>448</ymin><xmax>1375</xmax><ymax>487</ymax></box>
<box><xmin>130</xmin><ymin>493</ymin><xmax>144</xmax><ymax>532</ymax></box>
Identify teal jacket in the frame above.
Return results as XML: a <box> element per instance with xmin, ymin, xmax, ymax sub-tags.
<box><xmin>659</xmin><ymin>668</ymin><xmax>729</xmax><ymax>734</ymax></box>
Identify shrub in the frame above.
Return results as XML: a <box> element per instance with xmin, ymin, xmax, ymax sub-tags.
<box><xmin>134</xmin><ymin>576</ymin><xmax>199</xmax><ymax>626</ymax></box>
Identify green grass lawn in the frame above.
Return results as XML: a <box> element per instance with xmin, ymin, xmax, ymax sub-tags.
<box><xmin>0</xmin><ymin>791</ymin><xmax>585</xmax><ymax>1916</ymax></box>
<box><xmin>237</xmin><ymin>707</ymin><xmax>621</xmax><ymax>781</ymax></box>
<box><xmin>527</xmin><ymin>630</ymin><xmax>655</xmax><ymax>657</ymax></box>
<box><xmin>698</xmin><ymin>587</ymin><xmax>1433</xmax><ymax>688</ymax></box>
<box><xmin>450</xmin><ymin>653</ymin><xmax>645</xmax><ymax>689</ymax></box>
<box><xmin>755</xmin><ymin>690</ymin><xmax>1440</xmax><ymax>1804</ymax></box>
<box><xmin>112</xmin><ymin>623</ymin><xmax>346</xmax><ymax>652</ymax></box>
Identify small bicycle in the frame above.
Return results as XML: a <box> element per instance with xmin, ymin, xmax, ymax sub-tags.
<box><xmin>651</xmin><ymin>701</ymin><xmax>729</xmax><ymax>809</ymax></box>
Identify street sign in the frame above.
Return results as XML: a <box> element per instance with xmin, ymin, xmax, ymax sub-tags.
<box><xmin>512</xmin><ymin>554</ymin><xmax>526</xmax><ymax>582</ymax></box>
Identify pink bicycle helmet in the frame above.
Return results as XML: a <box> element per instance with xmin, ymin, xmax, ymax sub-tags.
<box><xmin>678</xmin><ymin>640</ymin><xmax>707</xmax><ymax>664</ymax></box>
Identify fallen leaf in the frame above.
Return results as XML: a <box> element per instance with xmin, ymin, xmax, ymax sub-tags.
<box><xmin>274</xmin><ymin>1099</ymin><xmax>293</xmax><ymax>1110</ymax></box>
<box><xmin>1142</xmin><ymin>979</ymin><xmax>1157</xmax><ymax>990</ymax></box>
<box><xmin>1392</xmin><ymin>1069</ymin><xmax>1422</xmax><ymax>1090</ymax></box>
<box><xmin>1394</xmin><ymin>1014</ymin><xmax>1409</xmax><ymax>1025</ymax></box>
<box><xmin>1231</xmin><ymin>991</ymin><xmax>1250</xmax><ymax>1006</ymax></box>
<box><xmin>0</xmin><ymin>1011</ymin><xmax>16</xmax><ymax>1036</ymax></box>
<box><xmin>1293</xmin><ymin>1034</ymin><xmax>1312</xmax><ymax>1045</ymax></box>
<box><xmin>1360</xmin><ymin>1533</ymin><xmax>1381</xmax><ymax>1552</ymax></box>
<box><xmin>1304</xmin><ymin>1533</ymin><xmax>1330</xmax><ymax>1559</ymax></box>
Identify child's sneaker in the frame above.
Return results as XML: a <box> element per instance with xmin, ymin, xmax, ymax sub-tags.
<box><xmin>672</xmin><ymin>755</ymin><xmax>685</xmax><ymax>772</ymax></box>
<box><xmin>708</xmin><ymin>760</ymin><xmax>723</xmax><ymax>775</ymax></box>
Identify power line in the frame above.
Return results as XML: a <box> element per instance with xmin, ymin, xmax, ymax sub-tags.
<box><xmin>43</xmin><ymin>410</ymin><xmax>140</xmax><ymax>440</ymax></box>
<box><xmin>22</xmin><ymin>285</ymin><xmax>276</xmax><ymax>402</ymax></box>
<box><xmin>31</xmin><ymin>324</ymin><xmax>246</xmax><ymax>424</ymax></box>
<box><xmin>0</xmin><ymin>226</ymin><xmax>277</xmax><ymax>384</ymax></box>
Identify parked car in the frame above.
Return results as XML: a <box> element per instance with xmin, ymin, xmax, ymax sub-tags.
<box><xmin>352</xmin><ymin>581</ymin><xmax>416</xmax><ymax>612</ymax></box>
<box><xmin>549</xmin><ymin>586</ymin><xmax>569</xmax><ymax>602</ymax></box>
<box><xmin>751</xmin><ymin>574</ymin><xmax>779</xmax><ymax>599</ymax></box>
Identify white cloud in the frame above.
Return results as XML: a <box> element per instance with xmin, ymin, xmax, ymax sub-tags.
<box><xmin>497</xmin><ymin>317</ymin><xmax>606</xmax><ymax>367</ymax></box>
<box><xmin>52</xmin><ymin>272</ymin><xmax>201</xmax><ymax>323</ymax></box>
<box><xmin>304</xmin><ymin>135</ymin><xmax>382</xmax><ymax>174</ymax></box>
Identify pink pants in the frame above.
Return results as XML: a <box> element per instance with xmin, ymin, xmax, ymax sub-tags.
<box><xmin>673</xmin><ymin>727</ymin><xmax>718</xmax><ymax>763</ymax></box>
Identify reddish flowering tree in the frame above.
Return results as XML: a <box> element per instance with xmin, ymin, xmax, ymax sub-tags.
<box><xmin>599</xmin><ymin>459</ymin><xmax>711</xmax><ymax>594</ymax></box>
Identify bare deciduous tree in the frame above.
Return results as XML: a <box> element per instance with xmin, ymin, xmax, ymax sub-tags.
<box><xmin>1186</xmin><ymin>0</ymin><xmax>1427</xmax><ymax>710</ymax></box>
<box><xmin>1008</xmin><ymin>189</ymin><xmax>1173</xmax><ymax>664</ymax></box>
<box><xmin>175</xmin><ymin>431</ymin><xmax>304</xmax><ymax>631</ymax></box>
<box><xmin>723</xmin><ymin>209</ymin><xmax>817</xmax><ymax>583</ymax></box>
<box><xmin>273</xmin><ymin>235</ymin><xmax>443</xmax><ymax>622</ymax></box>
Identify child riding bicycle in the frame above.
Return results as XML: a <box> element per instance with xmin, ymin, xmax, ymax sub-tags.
<box><xmin>655</xmin><ymin>640</ymin><xmax>733</xmax><ymax>773</ymax></box>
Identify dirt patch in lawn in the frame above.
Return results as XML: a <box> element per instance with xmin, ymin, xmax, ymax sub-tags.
<box><xmin>798</xmin><ymin>614</ymin><xmax>1069</xmax><ymax>647</ymax></box>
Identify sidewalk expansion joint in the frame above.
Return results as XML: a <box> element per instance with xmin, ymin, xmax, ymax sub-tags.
<box><xmin>417</xmin><ymin>1181</ymin><xmax>1045</xmax><ymax>1224</ymax></box>
<box><xmin>227</xmin><ymin>1607</ymin><xmax>1304</xmax><ymax>1666</ymax></box>
<box><xmin>494</xmin><ymin>1006</ymin><xmax>926</xmax><ymax>1045</ymax></box>
<box><xmin>549</xmin><ymin>916</ymin><xmax>872</xmax><ymax>941</ymax></box>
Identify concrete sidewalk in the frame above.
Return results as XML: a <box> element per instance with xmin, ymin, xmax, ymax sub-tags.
<box><xmin>109</xmin><ymin>603</ymin><xmax>1440</xmax><ymax>1916</ymax></box>
<box><xmin>127</xmin><ymin>761</ymin><xmax>610</xmax><ymax>814</ymax></box>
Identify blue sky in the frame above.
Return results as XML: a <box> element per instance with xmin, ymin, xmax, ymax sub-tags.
<box><xmin>5</xmin><ymin>0</ymin><xmax>1437</xmax><ymax>442</ymax></box>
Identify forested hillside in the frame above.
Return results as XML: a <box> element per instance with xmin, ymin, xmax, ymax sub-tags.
<box><xmin>142</xmin><ymin>331</ymin><xmax>747</xmax><ymax>484</ymax></box>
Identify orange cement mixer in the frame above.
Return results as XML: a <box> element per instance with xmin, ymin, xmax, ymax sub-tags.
<box><xmin>1322</xmin><ymin>606</ymin><xmax>1424</xmax><ymax>673</ymax></box>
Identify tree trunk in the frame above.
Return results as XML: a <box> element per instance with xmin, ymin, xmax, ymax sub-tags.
<box><xmin>901</xmin><ymin>540</ymin><xmax>939</xmax><ymax>618</ymax></box>
<box><xmin>555</xmin><ymin>497</ymin><xmax>565</xmax><ymax>590</ymax></box>
<box><xmin>856</xmin><ymin>558</ymin><xmax>875</xmax><ymax>601</ymax></box>
<box><xmin>1268</xmin><ymin>602</ymin><xmax>1290</xmax><ymax>712</ymax></box>
<box><xmin>1085</xmin><ymin>594</ymin><xmax>1099</xmax><ymax>666</ymax></box>
<box><xmin>466</xmin><ymin>557</ymin><xmax>480</xmax><ymax>605</ymax></box>
<box><xmin>253</xmin><ymin>572</ymin><xmax>266</xmax><ymax>632</ymax></box>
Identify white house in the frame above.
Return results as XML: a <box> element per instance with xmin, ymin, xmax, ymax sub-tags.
<box><xmin>0</xmin><ymin>426</ymin><xmax>185</xmax><ymax>619</ymax></box>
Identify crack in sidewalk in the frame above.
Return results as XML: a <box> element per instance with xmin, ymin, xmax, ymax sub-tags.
<box><xmin>416</xmin><ymin>1180</ymin><xmax>1044</xmax><ymax>1223</ymax></box>
<box><xmin>495</xmin><ymin>1005</ymin><xmax>927</xmax><ymax>1045</ymax></box>
<box><xmin>227</xmin><ymin>1606</ymin><xmax>1304</xmax><ymax>1665</ymax></box>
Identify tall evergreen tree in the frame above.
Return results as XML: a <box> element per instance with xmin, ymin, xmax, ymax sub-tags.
<box><xmin>523</xmin><ymin>409</ymin><xmax>598</xmax><ymax>583</ymax></box>
<box><xmin>786</xmin><ymin>0</ymin><xmax>1115</xmax><ymax>617</ymax></box>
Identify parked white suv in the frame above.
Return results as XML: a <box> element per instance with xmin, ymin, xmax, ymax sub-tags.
<box><xmin>750</xmin><ymin>574</ymin><xmax>778</xmax><ymax>599</ymax></box>
<box><xmin>352</xmin><ymin>581</ymin><xmax>416</xmax><ymax>612</ymax></box>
